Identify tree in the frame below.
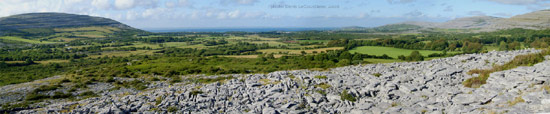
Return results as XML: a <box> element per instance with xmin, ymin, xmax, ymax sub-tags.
<box><xmin>339</xmin><ymin>52</ymin><xmax>352</xmax><ymax>60</ymax></box>
<box><xmin>352</xmin><ymin>54</ymin><xmax>362</xmax><ymax>61</ymax></box>
<box><xmin>0</xmin><ymin>61</ymin><xmax>7</xmax><ymax>68</ymax></box>
<box><xmin>462</xmin><ymin>41</ymin><xmax>483</xmax><ymax>53</ymax></box>
<box><xmin>257</xmin><ymin>54</ymin><xmax>266</xmax><ymax>62</ymax></box>
<box><xmin>337</xmin><ymin>59</ymin><xmax>350</xmax><ymax>66</ymax></box>
<box><xmin>266</xmin><ymin>53</ymin><xmax>275</xmax><ymax>59</ymax></box>
<box><xmin>509</xmin><ymin>41</ymin><xmax>520</xmax><ymax>50</ymax></box>
<box><xmin>408</xmin><ymin>51</ymin><xmax>424</xmax><ymax>61</ymax></box>
<box><xmin>499</xmin><ymin>41</ymin><xmax>508</xmax><ymax>51</ymax></box>
<box><xmin>25</xmin><ymin>59</ymin><xmax>35</xmax><ymax>65</ymax></box>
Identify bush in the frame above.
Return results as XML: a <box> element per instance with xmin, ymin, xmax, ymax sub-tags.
<box><xmin>170</xmin><ymin>76</ymin><xmax>182</xmax><ymax>84</ymax></box>
<box><xmin>51</xmin><ymin>91</ymin><xmax>72</xmax><ymax>99</ymax></box>
<box><xmin>315</xmin><ymin>90</ymin><xmax>327</xmax><ymax>96</ymax></box>
<box><xmin>167</xmin><ymin>106</ymin><xmax>178</xmax><ymax>112</ymax></box>
<box><xmin>34</xmin><ymin>84</ymin><xmax>61</xmax><ymax>92</ymax></box>
<box><xmin>340</xmin><ymin>90</ymin><xmax>356</xmax><ymax>102</ymax></box>
<box><xmin>25</xmin><ymin>93</ymin><xmax>50</xmax><ymax>101</ymax></box>
<box><xmin>190</xmin><ymin>90</ymin><xmax>203</xmax><ymax>96</ymax></box>
<box><xmin>373</xmin><ymin>73</ymin><xmax>382</xmax><ymax>77</ymax></box>
<box><xmin>59</xmin><ymin>78</ymin><xmax>71</xmax><ymax>83</ymax></box>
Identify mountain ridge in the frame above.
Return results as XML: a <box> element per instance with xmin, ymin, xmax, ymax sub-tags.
<box><xmin>345</xmin><ymin>10</ymin><xmax>550</xmax><ymax>33</ymax></box>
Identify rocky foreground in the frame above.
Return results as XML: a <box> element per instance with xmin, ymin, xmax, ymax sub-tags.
<box><xmin>5</xmin><ymin>49</ymin><xmax>550</xmax><ymax>113</ymax></box>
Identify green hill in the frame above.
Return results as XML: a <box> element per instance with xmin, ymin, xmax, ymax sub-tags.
<box><xmin>0</xmin><ymin>13</ymin><xmax>144</xmax><ymax>44</ymax></box>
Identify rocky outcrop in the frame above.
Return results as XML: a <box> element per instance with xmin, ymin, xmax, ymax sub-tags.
<box><xmin>8</xmin><ymin>49</ymin><xmax>550</xmax><ymax>113</ymax></box>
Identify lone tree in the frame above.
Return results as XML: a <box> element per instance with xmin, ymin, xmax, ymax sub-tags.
<box><xmin>408</xmin><ymin>51</ymin><xmax>424</xmax><ymax>61</ymax></box>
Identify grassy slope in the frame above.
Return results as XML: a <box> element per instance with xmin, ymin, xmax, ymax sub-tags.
<box><xmin>0</xmin><ymin>36</ymin><xmax>56</xmax><ymax>44</ymax></box>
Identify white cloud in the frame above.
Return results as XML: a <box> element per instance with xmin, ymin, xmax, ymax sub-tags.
<box><xmin>92</xmin><ymin>0</ymin><xmax>111</xmax><ymax>9</ymax></box>
<box><xmin>114</xmin><ymin>0</ymin><xmax>135</xmax><ymax>9</ymax></box>
<box><xmin>468</xmin><ymin>11</ymin><xmax>486</xmax><ymax>16</ymax></box>
<box><xmin>404</xmin><ymin>10</ymin><xmax>423</xmax><ymax>17</ymax></box>
<box><xmin>166</xmin><ymin>0</ymin><xmax>192</xmax><ymax>8</ymax></box>
<box><xmin>227</xmin><ymin>10</ymin><xmax>240</xmax><ymax>19</ymax></box>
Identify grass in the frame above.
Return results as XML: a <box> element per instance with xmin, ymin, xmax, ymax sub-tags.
<box><xmin>314</xmin><ymin>83</ymin><xmax>331</xmax><ymax>89</ymax></box>
<box><xmin>340</xmin><ymin>90</ymin><xmax>356</xmax><ymax>102</ymax></box>
<box><xmin>0</xmin><ymin>36</ymin><xmax>56</xmax><ymax>44</ymax></box>
<box><xmin>190</xmin><ymin>76</ymin><xmax>234</xmax><ymax>84</ymax></box>
<box><xmin>35</xmin><ymin>60</ymin><xmax>70</xmax><ymax>64</ymax></box>
<box><xmin>507</xmin><ymin>96</ymin><xmax>525</xmax><ymax>106</ymax></box>
<box><xmin>54</xmin><ymin>26</ymin><xmax>120</xmax><ymax>34</ymax></box>
<box><xmin>314</xmin><ymin>75</ymin><xmax>328</xmax><ymax>79</ymax></box>
<box><xmin>485</xmin><ymin>45</ymin><xmax>499</xmax><ymax>51</ymax></box>
<box><xmin>349</xmin><ymin>46</ymin><xmax>456</xmax><ymax>58</ymax></box>
<box><xmin>463</xmin><ymin>50</ymin><xmax>549</xmax><ymax>88</ymax></box>
<box><xmin>363</xmin><ymin>58</ymin><xmax>402</xmax><ymax>63</ymax></box>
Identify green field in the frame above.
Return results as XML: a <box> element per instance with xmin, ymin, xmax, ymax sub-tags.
<box><xmin>0</xmin><ymin>36</ymin><xmax>56</xmax><ymax>44</ymax></box>
<box><xmin>349</xmin><ymin>46</ymin><xmax>450</xmax><ymax>58</ymax></box>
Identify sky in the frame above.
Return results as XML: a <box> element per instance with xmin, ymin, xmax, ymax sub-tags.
<box><xmin>0</xmin><ymin>0</ymin><xmax>549</xmax><ymax>29</ymax></box>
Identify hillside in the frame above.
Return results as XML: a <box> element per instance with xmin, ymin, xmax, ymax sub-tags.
<box><xmin>0</xmin><ymin>13</ymin><xmax>142</xmax><ymax>45</ymax></box>
<box><xmin>0</xmin><ymin>13</ymin><xmax>134</xmax><ymax>30</ymax></box>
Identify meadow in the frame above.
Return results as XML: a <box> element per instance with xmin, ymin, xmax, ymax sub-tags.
<box><xmin>349</xmin><ymin>46</ymin><xmax>452</xmax><ymax>58</ymax></box>
<box><xmin>0</xmin><ymin>36</ymin><xmax>57</xmax><ymax>44</ymax></box>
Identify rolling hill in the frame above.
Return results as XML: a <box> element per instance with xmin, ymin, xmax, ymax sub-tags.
<box><xmin>342</xmin><ymin>10</ymin><xmax>550</xmax><ymax>33</ymax></box>
<box><xmin>0</xmin><ymin>12</ymin><xmax>142</xmax><ymax>44</ymax></box>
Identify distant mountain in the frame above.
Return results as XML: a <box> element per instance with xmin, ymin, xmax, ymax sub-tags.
<box><xmin>0</xmin><ymin>12</ymin><xmax>141</xmax><ymax>36</ymax></box>
<box><xmin>339</xmin><ymin>24</ymin><xmax>422</xmax><ymax>33</ymax></box>
<box><xmin>350</xmin><ymin>10</ymin><xmax>550</xmax><ymax>33</ymax></box>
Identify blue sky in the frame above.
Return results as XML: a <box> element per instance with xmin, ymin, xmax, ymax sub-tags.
<box><xmin>0</xmin><ymin>0</ymin><xmax>549</xmax><ymax>29</ymax></box>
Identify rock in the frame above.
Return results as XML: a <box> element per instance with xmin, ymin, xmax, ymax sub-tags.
<box><xmin>262</xmin><ymin>107</ymin><xmax>279</xmax><ymax>114</ymax></box>
<box><xmin>452</xmin><ymin>94</ymin><xmax>478</xmax><ymax>105</ymax></box>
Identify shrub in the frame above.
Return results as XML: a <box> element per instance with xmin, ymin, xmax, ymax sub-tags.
<box><xmin>155</xmin><ymin>96</ymin><xmax>163</xmax><ymax>105</ymax></box>
<box><xmin>60</xmin><ymin>78</ymin><xmax>71</xmax><ymax>83</ymax></box>
<box><xmin>51</xmin><ymin>91</ymin><xmax>72</xmax><ymax>99</ymax></box>
<box><xmin>167</xmin><ymin>106</ymin><xmax>178</xmax><ymax>112</ymax></box>
<box><xmin>34</xmin><ymin>84</ymin><xmax>61</xmax><ymax>92</ymax></box>
<box><xmin>25</xmin><ymin>93</ymin><xmax>50</xmax><ymax>101</ymax></box>
<box><xmin>170</xmin><ymin>76</ymin><xmax>182</xmax><ymax>84</ymax></box>
<box><xmin>315</xmin><ymin>90</ymin><xmax>327</xmax><ymax>96</ymax></box>
<box><xmin>340</xmin><ymin>90</ymin><xmax>356</xmax><ymax>102</ymax></box>
<box><xmin>190</xmin><ymin>90</ymin><xmax>203</xmax><ymax>96</ymax></box>
<box><xmin>373</xmin><ymin>73</ymin><xmax>382</xmax><ymax>77</ymax></box>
